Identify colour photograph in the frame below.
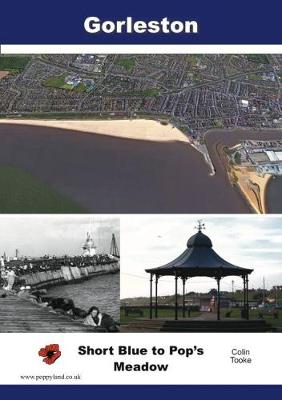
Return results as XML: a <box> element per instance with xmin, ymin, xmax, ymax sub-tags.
<box><xmin>120</xmin><ymin>215</ymin><xmax>282</xmax><ymax>332</ymax></box>
<box><xmin>0</xmin><ymin>54</ymin><xmax>282</xmax><ymax>213</ymax></box>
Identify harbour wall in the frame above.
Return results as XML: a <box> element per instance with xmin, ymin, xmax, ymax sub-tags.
<box><xmin>22</xmin><ymin>262</ymin><xmax>120</xmax><ymax>289</ymax></box>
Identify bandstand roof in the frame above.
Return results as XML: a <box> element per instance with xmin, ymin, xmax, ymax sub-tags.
<box><xmin>145</xmin><ymin>230</ymin><xmax>253</xmax><ymax>278</ymax></box>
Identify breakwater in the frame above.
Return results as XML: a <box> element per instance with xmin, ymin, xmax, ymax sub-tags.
<box><xmin>0</xmin><ymin>294</ymin><xmax>97</xmax><ymax>333</ymax></box>
<box><xmin>22</xmin><ymin>262</ymin><xmax>120</xmax><ymax>289</ymax></box>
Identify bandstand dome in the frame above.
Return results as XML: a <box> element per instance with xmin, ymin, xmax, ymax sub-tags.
<box><xmin>146</xmin><ymin>229</ymin><xmax>253</xmax><ymax>278</ymax></box>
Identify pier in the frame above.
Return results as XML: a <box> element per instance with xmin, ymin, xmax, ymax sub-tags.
<box><xmin>0</xmin><ymin>295</ymin><xmax>96</xmax><ymax>332</ymax></box>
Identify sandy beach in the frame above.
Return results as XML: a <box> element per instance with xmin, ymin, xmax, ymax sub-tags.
<box><xmin>0</xmin><ymin>71</ymin><xmax>9</xmax><ymax>79</ymax></box>
<box><xmin>0</xmin><ymin>119</ymin><xmax>189</xmax><ymax>143</ymax></box>
<box><xmin>231</xmin><ymin>167</ymin><xmax>271</xmax><ymax>214</ymax></box>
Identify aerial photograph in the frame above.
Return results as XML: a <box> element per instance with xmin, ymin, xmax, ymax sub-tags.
<box><xmin>0</xmin><ymin>215</ymin><xmax>120</xmax><ymax>332</ymax></box>
<box><xmin>120</xmin><ymin>216</ymin><xmax>282</xmax><ymax>332</ymax></box>
<box><xmin>0</xmin><ymin>54</ymin><xmax>281</xmax><ymax>213</ymax></box>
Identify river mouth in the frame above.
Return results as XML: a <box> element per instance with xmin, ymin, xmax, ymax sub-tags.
<box><xmin>205</xmin><ymin>129</ymin><xmax>282</xmax><ymax>214</ymax></box>
<box><xmin>266</xmin><ymin>176</ymin><xmax>282</xmax><ymax>213</ymax></box>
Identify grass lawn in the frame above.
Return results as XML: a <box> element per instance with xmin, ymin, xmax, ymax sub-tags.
<box><xmin>120</xmin><ymin>307</ymin><xmax>201</xmax><ymax>325</ymax></box>
<box><xmin>246</xmin><ymin>54</ymin><xmax>269</xmax><ymax>64</ymax></box>
<box><xmin>185</xmin><ymin>55</ymin><xmax>200</xmax><ymax>66</ymax></box>
<box><xmin>43</xmin><ymin>75</ymin><xmax>88</xmax><ymax>93</ymax></box>
<box><xmin>121</xmin><ymin>306</ymin><xmax>282</xmax><ymax>330</ymax></box>
<box><xmin>0</xmin><ymin>56</ymin><xmax>31</xmax><ymax>73</ymax></box>
<box><xmin>222</xmin><ymin>308</ymin><xmax>282</xmax><ymax>330</ymax></box>
<box><xmin>0</xmin><ymin>166</ymin><xmax>86</xmax><ymax>213</ymax></box>
<box><xmin>117</xmin><ymin>57</ymin><xmax>136</xmax><ymax>72</ymax></box>
<box><xmin>122</xmin><ymin>88</ymin><xmax>160</xmax><ymax>97</ymax></box>
<box><xmin>42</xmin><ymin>75</ymin><xmax>67</xmax><ymax>89</ymax></box>
<box><xmin>248</xmin><ymin>73</ymin><xmax>262</xmax><ymax>81</ymax></box>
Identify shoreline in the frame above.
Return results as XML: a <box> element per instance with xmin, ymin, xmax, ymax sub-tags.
<box><xmin>233</xmin><ymin>169</ymin><xmax>271</xmax><ymax>214</ymax></box>
<box><xmin>0</xmin><ymin>118</ymin><xmax>190</xmax><ymax>144</ymax></box>
<box><xmin>204</xmin><ymin>129</ymin><xmax>282</xmax><ymax>214</ymax></box>
<box><xmin>263</xmin><ymin>174</ymin><xmax>273</xmax><ymax>214</ymax></box>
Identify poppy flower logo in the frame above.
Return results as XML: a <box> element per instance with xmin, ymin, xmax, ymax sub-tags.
<box><xmin>38</xmin><ymin>344</ymin><xmax>61</xmax><ymax>365</ymax></box>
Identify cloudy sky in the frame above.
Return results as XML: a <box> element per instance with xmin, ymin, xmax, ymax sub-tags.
<box><xmin>0</xmin><ymin>215</ymin><xmax>119</xmax><ymax>258</ymax></box>
<box><xmin>120</xmin><ymin>215</ymin><xmax>282</xmax><ymax>298</ymax></box>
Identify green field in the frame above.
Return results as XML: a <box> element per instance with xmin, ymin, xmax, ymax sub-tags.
<box><xmin>185</xmin><ymin>55</ymin><xmax>200</xmax><ymax>66</ymax></box>
<box><xmin>120</xmin><ymin>307</ymin><xmax>201</xmax><ymax>325</ymax></box>
<box><xmin>246</xmin><ymin>54</ymin><xmax>269</xmax><ymax>64</ymax></box>
<box><xmin>0</xmin><ymin>166</ymin><xmax>86</xmax><ymax>213</ymax></box>
<box><xmin>0</xmin><ymin>56</ymin><xmax>31</xmax><ymax>73</ymax></box>
<box><xmin>43</xmin><ymin>75</ymin><xmax>88</xmax><ymax>92</ymax></box>
<box><xmin>136</xmin><ymin>88</ymin><xmax>160</xmax><ymax>97</ymax></box>
<box><xmin>42</xmin><ymin>75</ymin><xmax>67</xmax><ymax>89</ymax></box>
<box><xmin>248</xmin><ymin>73</ymin><xmax>263</xmax><ymax>81</ymax></box>
<box><xmin>121</xmin><ymin>306</ymin><xmax>282</xmax><ymax>330</ymax></box>
<box><xmin>221</xmin><ymin>308</ymin><xmax>282</xmax><ymax>330</ymax></box>
<box><xmin>117</xmin><ymin>57</ymin><xmax>136</xmax><ymax>72</ymax></box>
<box><xmin>122</xmin><ymin>88</ymin><xmax>160</xmax><ymax>97</ymax></box>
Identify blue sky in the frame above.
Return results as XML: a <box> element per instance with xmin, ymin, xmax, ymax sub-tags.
<box><xmin>121</xmin><ymin>215</ymin><xmax>282</xmax><ymax>298</ymax></box>
<box><xmin>0</xmin><ymin>215</ymin><xmax>119</xmax><ymax>258</ymax></box>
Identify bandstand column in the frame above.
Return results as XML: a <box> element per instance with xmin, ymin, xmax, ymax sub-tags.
<box><xmin>182</xmin><ymin>277</ymin><xmax>186</xmax><ymax>318</ymax></box>
<box><xmin>155</xmin><ymin>275</ymin><xmax>159</xmax><ymax>319</ymax></box>
<box><xmin>246</xmin><ymin>275</ymin><xmax>249</xmax><ymax>320</ymax></box>
<box><xmin>243</xmin><ymin>275</ymin><xmax>246</xmax><ymax>317</ymax></box>
<box><xmin>216</xmin><ymin>277</ymin><xmax>221</xmax><ymax>321</ymax></box>
<box><xmin>149</xmin><ymin>274</ymin><xmax>153</xmax><ymax>319</ymax></box>
<box><xmin>175</xmin><ymin>272</ymin><xmax>178</xmax><ymax>321</ymax></box>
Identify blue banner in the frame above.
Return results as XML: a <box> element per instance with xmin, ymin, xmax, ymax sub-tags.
<box><xmin>0</xmin><ymin>0</ymin><xmax>281</xmax><ymax>44</ymax></box>
<box><xmin>1</xmin><ymin>385</ymin><xmax>282</xmax><ymax>399</ymax></box>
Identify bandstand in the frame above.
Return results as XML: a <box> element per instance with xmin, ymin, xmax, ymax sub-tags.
<box><xmin>145</xmin><ymin>222</ymin><xmax>253</xmax><ymax>321</ymax></box>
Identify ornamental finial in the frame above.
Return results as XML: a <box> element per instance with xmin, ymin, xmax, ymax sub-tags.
<box><xmin>195</xmin><ymin>220</ymin><xmax>205</xmax><ymax>232</ymax></box>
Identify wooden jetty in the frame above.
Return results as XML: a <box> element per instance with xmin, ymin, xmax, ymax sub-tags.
<box><xmin>0</xmin><ymin>294</ymin><xmax>96</xmax><ymax>333</ymax></box>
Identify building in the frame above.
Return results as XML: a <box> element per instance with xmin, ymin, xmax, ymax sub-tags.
<box><xmin>82</xmin><ymin>232</ymin><xmax>96</xmax><ymax>257</ymax></box>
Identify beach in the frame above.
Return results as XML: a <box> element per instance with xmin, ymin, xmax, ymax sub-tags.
<box><xmin>0</xmin><ymin>71</ymin><xmax>9</xmax><ymax>79</ymax></box>
<box><xmin>230</xmin><ymin>167</ymin><xmax>271</xmax><ymax>214</ymax></box>
<box><xmin>0</xmin><ymin>119</ymin><xmax>189</xmax><ymax>143</ymax></box>
<box><xmin>205</xmin><ymin>129</ymin><xmax>282</xmax><ymax>214</ymax></box>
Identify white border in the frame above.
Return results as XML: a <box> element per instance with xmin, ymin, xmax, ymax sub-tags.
<box><xmin>1</xmin><ymin>44</ymin><xmax>282</xmax><ymax>54</ymax></box>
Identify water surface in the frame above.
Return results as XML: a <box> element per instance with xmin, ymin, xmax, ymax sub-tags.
<box><xmin>46</xmin><ymin>272</ymin><xmax>120</xmax><ymax>321</ymax></box>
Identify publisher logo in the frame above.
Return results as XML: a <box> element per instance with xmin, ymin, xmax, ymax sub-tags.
<box><xmin>38</xmin><ymin>344</ymin><xmax>61</xmax><ymax>365</ymax></box>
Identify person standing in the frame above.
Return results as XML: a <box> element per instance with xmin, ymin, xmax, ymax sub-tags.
<box><xmin>6</xmin><ymin>269</ymin><xmax>16</xmax><ymax>291</ymax></box>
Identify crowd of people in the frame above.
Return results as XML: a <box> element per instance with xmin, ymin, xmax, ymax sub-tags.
<box><xmin>0</xmin><ymin>268</ymin><xmax>17</xmax><ymax>291</ymax></box>
<box><xmin>0</xmin><ymin>254</ymin><xmax>117</xmax><ymax>277</ymax></box>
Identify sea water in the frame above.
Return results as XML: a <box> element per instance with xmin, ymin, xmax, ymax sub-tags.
<box><xmin>46</xmin><ymin>272</ymin><xmax>120</xmax><ymax>321</ymax></box>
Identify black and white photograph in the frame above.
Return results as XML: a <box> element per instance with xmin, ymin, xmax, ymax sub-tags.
<box><xmin>0</xmin><ymin>215</ymin><xmax>120</xmax><ymax>332</ymax></box>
